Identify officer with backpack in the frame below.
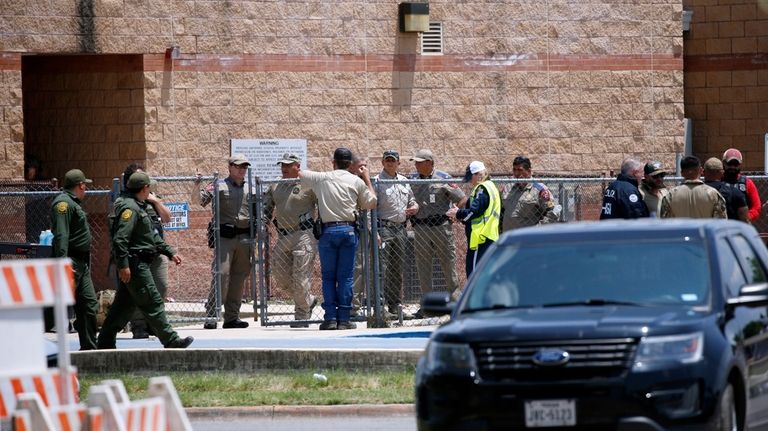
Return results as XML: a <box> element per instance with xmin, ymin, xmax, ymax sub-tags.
<box><xmin>114</xmin><ymin>163</ymin><xmax>173</xmax><ymax>339</ymax></box>
<box><xmin>97</xmin><ymin>172</ymin><xmax>193</xmax><ymax>349</ymax></box>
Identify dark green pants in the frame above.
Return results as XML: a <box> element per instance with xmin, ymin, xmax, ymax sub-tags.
<box><xmin>130</xmin><ymin>255</ymin><xmax>168</xmax><ymax>333</ymax></box>
<box><xmin>97</xmin><ymin>260</ymin><xmax>180</xmax><ymax>348</ymax></box>
<box><xmin>72</xmin><ymin>258</ymin><xmax>98</xmax><ymax>350</ymax></box>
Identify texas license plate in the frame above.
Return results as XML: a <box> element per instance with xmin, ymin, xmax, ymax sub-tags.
<box><xmin>524</xmin><ymin>399</ymin><xmax>576</xmax><ymax>427</ymax></box>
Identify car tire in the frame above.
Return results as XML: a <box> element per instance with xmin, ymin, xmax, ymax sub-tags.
<box><xmin>716</xmin><ymin>383</ymin><xmax>738</xmax><ymax>431</ymax></box>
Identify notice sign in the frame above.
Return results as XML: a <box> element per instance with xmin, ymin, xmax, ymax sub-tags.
<box><xmin>163</xmin><ymin>202</ymin><xmax>189</xmax><ymax>231</ymax></box>
<box><xmin>231</xmin><ymin>139</ymin><xmax>308</xmax><ymax>181</ymax></box>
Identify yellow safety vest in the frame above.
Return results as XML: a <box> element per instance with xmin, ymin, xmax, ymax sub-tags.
<box><xmin>469</xmin><ymin>179</ymin><xmax>501</xmax><ymax>250</ymax></box>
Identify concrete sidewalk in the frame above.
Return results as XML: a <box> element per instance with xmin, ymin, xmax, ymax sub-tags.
<box><xmin>56</xmin><ymin>316</ymin><xmax>438</xmax><ymax>373</ymax></box>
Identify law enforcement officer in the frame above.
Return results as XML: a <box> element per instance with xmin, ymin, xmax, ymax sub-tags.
<box><xmin>722</xmin><ymin>148</ymin><xmax>761</xmax><ymax>222</ymax></box>
<box><xmin>409</xmin><ymin>149</ymin><xmax>466</xmax><ymax>316</ymax></box>
<box><xmin>639</xmin><ymin>161</ymin><xmax>670</xmax><ymax>217</ymax></box>
<box><xmin>263</xmin><ymin>153</ymin><xmax>320</xmax><ymax>328</ymax></box>
<box><xmin>375</xmin><ymin>150</ymin><xmax>418</xmax><ymax>317</ymax></box>
<box><xmin>447</xmin><ymin>161</ymin><xmax>501</xmax><ymax>278</ymax></box>
<box><xmin>501</xmin><ymin>156</ymin><xmax>560</xmax><ymax>231</ymax></box>
<box><xmin>299</xmin><ymin>148</ymin><xmax>377</xmax><ymax>330</ymax></box>
<box><xmin>599</xmin><ymin>158</ymin><xmax>649</xmax><ymax>220</ymax></box>
<box><xmin>97</xmin><ymin>172</ymin><xmax>193</xmax><ymax>349</ymax></box>
<box><xmin>703</xmin><ymin>157</ymin><xmax>748</xmax><ymax>222</ymax></box>
<box><xmin>117</xmin><ymin>164</ymin><xmax>172</xmax><ymax>339</ymax></box>
<box><xmin>197</xmin><ymin>154</ymin><xmax>254</xmax><ymax>329</ymax></box>
<box><xmin>661</xmin><ymin>156</ymin><xmax>727</xmax><ymax>219</ymax></box>
<box><xmin>50</xmin><ymin>169</ymin><xmax>98</xmax><ymax>350</ymax></box>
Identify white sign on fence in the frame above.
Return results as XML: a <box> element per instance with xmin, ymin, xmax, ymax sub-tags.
<box><xmin>163</xmin><ymin>202</ymin><xmax>189</xmax><ymax>231</ymax></box>
<box><xmin>231</xmin><ymin>139</ymin><xmax>308</xmax><ymax>181</ymax></box>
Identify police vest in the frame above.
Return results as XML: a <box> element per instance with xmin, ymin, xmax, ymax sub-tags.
<box><xmin>469</xmin><ymin>179</ymin><xmax>501</xmax><ymax>250</ymax></box>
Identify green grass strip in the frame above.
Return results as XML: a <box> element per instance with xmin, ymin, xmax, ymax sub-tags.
<box><xmin>78</xmin><ymin>369</ymin><xmax>416</xmax><ymax>407</ymax></box>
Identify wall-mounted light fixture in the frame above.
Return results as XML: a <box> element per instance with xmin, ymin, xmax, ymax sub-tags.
<box><xmin>399</xmin><ymin>2</ymin><xmax>429</xmax><ymax>33</ymax></box>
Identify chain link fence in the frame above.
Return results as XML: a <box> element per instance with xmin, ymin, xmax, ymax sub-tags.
<box><xmin>4</xmin><ymin>172</ymin><xmax>768</xmax><ymax>329</ymax></box>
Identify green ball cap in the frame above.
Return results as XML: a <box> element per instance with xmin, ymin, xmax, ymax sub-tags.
<box><xmin>127</xmin><ymin>172</ymin><xmax>151</xmax><ymax>189</ymax></box>
<box><xmin>64</xmin><ymin>169</ymin><xmax>93</xmax><ymax>188</ymax></box>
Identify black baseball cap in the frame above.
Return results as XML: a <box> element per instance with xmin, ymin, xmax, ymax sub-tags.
<box><xmin>334</xmin><ymin>147</ymin><xmax>353</xmax><ymax>162</ymax></box>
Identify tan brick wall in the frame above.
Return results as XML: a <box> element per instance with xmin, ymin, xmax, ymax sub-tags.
<box><xmin>2</xmin><ymin>0</ymin><xmax>684</xmax><ymax>178</ymax></box>
<box><xmin>684</xmin><ymin>0</ymin><xmax>768</xmax><ymax>170</ymax></box>
<box><xmin>21</xmin><ymin>55</ymin><xmax>146</xmax><ymax>185</ymax></box>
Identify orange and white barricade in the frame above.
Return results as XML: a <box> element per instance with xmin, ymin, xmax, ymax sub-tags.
<box><xmin>0</xmin><ymin>258</ymin><xmax>192</xmax><ymax>431</ymax></box>
<box><xmin>87</xmin><ymin>379</ymin><xmax>191</xmax><ymax>431</ymax></box>
<box><xmin>0</xmin><ymin>368</ymin><xmax>79</xmax><ymax>420</ymax></box>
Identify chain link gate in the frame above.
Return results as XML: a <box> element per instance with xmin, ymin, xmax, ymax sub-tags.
<box><xmin>5</xmin><ymin>172</ymin><xmax>768</xmax><ymax>330</ymax></box>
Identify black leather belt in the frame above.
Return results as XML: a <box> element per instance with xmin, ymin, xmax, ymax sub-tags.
<box><xmin>68</xmin><ymin>249</ymin><xmax>90</xmax><ymax>262</ymax></box>
<box><xmin>412</xmin><ymin>215</ymin><xmax>449</xmax><ymax>226</ymax></box>
<box><xmin>323</xmin><ymin>221</ymin><xmax>354</xmax><ymax>227</ymax></box>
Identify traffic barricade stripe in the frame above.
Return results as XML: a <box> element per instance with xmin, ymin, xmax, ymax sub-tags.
<box><xmin>3</xmin><ymin>267</ymin><xmax>22</xmax><ymax>303</ymax></box>
<box><xmin>33</xmin><ymin>376</ymin><xmax>49</xmax><ymax>406</ymax></box>
<box><xmin>0</xmin><ymin>259</ymin><xmax>74</xmax><ymax>308</ymax></box>
<box><xmin>26</xmin><ymin>265</ymin><xmax>44</xmax><ymax>302</ymax></box>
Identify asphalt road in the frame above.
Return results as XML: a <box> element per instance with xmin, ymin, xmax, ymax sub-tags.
<box><xmin>191</xmin><ymin>414</ymin><xmax>417</xmax><ymax>431</ymax></box>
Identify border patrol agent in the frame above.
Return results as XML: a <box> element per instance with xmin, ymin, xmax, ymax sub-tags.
<box><xmin>117</xmin><ymin>163</ymin><xmax>172</xmax><ymax>339</ymax></box>
<box><xmin>97</xmin><ymin>172</ymin><xmax>193</xmax><ymax>349</ymax></box>
<box><xmin>199</xmin><ymin>154</ymin><xmax>254</xmax><ymax>329</ymax></box>
<box><xmin>410</xmin><ymin>149</ymin><xmax>466</xmax><ymax>312</ymax></box>
<box><xmin>448</xmin><ymin>161</ymin><xmax>501</xmax><ymax>278</ymax></box>
<box><xmin>264</xmin><ymin>153</ymin><xmax>319</xmax><ymax>328</ymax></box>
<box><xmin>501</xmin><ymin>156</ymin><xmax>560</xmax><ymax>231</ymax></box>
<box><xmin>50</xmin><ymin>169</ymin><xmax>98</xmax><ymax>350</ymax></box>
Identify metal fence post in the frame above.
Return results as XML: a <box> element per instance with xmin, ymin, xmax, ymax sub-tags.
<box><xmin>212</xmin><ymin>172</ymin><xmax>222</xmax><ymax>321</ymax></box>
<box><xmin>369</xmin><ymin>179</ymin><xmax>384</xmax><ymax>327</ymax></box>
<box><xmin>251</xmin><ymin>171</ymin><xmax>267</xmax><ymax>325</ymax></box>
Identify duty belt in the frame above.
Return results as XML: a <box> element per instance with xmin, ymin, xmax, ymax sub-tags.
<box><xmin>378</xmin><ymin>219</ymin><xmax>405</xmax><ymax>228</ymax></box>
<box><xmin>68</xmin><ymin>249</ymin><xmax>90</xmax><ymax>262</ymax></box>
<box><xmin>128</xmin><ymin>249</ymin><xmax>158</xmax><ymax>263</ymax></box>
<box><xmin>412</xmin><ymin>214</ymin><xmax>449</xmax><ymax>226</ymax></box>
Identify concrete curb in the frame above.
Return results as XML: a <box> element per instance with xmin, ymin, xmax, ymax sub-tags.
<box><xmin>186</xmin><ymin>404</ymin><xmax>415</xmax><ymax>418</ymax></box>
<box><xmin>72</xmin><ymin>349</ymin><xmax>422</xmax><ymax>373</ymax></box>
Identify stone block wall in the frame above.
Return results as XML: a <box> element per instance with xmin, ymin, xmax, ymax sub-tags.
<box><xmin>684</xmin><ymin>0</ymin><xmax>768</xmax><ymax>170</ymax></box>
<box><xmin>1</xmin><ymin>0</ymin><xmax>685</xmax><ymax>178</ymax></box>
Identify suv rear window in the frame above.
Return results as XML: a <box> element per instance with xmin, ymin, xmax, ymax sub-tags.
<box><xmin>464</xmin><ymin>239</ymin><xmax>710</xmax><ymax>310</ymax></box>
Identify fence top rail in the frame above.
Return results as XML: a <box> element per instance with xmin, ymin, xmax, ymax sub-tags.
<box><xmin>0</xmin><ymin>189</ymin><xmax>113</xmax><ymax>198</ymax></box>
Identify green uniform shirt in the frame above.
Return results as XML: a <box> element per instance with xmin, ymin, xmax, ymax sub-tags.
<box><xmin>50</xmin><ymin>189</ymin><xmax>91</xmax><ymax>257</ymax></box>
<box><xmin>112</xmin><ymin>195</ymin><xmax>175</xmax><ymax>269</ymax></box>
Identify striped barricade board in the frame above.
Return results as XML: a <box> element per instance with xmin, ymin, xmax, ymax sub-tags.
<box><xmin>0</xmin><ymin>368</ymin><xmax>79</xmax><ymax>420</ymax></box>
<box><xmin>0</xmin><ymin>258</ymin><xmax>74</xmax><ymax>309</ymax></box>
<box><xmin>0</xmin><ymin>258</ymin><xmax>74</xmax><ymax>375</ymax></box>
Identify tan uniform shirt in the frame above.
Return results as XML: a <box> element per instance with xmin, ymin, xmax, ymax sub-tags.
<box><xmin>501</xmin><ymin>182</ymin><xmax>559</xmax><ymax>231</ymax></box>
<box><xmin>639</xmin><ymin>182</ymin><xmax>669</xmax><ymax>217</ymax></box>
<box><xmin>264</xmin><ymin>181</ymin><xmax>317</xmax><ymax>231</ymax></box>
<box><xmin>660</xmin><ymin>180</ymin><xmax>727</xmax><ymax>219</ymax></box>
<box><xmin>200</xmin><ymin>177</ymin><xmax>251</xmax><ymax>229</ymax></box>
<box><xmin>411</xmin><ymin>170</ymin><xmax>465</xmax><ymax>219</ymax></box>
<box><xmin>375</xmin><ymin>171</ymin><xmax>416</xmax><ymax>223</ymax></box>
<box><xmin>301</xmin><ymin>169</ymin><xmax>376</xmax><ymax>222</ymax></box>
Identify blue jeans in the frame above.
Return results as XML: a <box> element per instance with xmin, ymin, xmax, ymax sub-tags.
<box><xmin>318</xmin><ymin>224</ymin><xmax>358</xmax><ymax>322</ymax></box>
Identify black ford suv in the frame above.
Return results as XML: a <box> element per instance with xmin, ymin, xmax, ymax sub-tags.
<box><xmin>416</xmin><ymin>219</ymin><xmax>768</xmax><ymax>431</ymax></box>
